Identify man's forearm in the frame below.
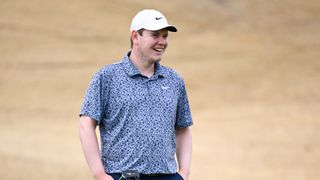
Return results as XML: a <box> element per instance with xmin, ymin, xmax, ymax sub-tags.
<box><xmin>176</xmin><ymin>127</ymin><xmax>192</xmax><ymax>178</ymax></box>
<box><xmin>79</xmin><ymin>116</ymin><xmax>107</xmax><ymax>179</ymax></box>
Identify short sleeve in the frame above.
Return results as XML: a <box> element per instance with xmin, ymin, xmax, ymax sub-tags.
<box><xmin>80</xmin><ymin>71</ymin><xmax>105</xmax><ymax>124</ymax></box>
<box><xmin>175</xmin><ymin>79</ymin><xmax>193</xmax><ymax>129</ymax></box>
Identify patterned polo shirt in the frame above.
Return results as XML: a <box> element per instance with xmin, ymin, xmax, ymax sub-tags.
<box><xmin>80</xmin><ymin>52</ymin><xmax>193</xmax><ymax>174</ymax></box>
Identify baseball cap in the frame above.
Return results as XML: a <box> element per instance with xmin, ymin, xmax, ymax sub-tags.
<box><xmin>130</xmin><ymin>9</ymin><xmax>177</xmax><ymax>33</ymax></box>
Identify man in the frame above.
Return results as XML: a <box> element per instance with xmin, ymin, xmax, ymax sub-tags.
<box><xmin>79</xmin><ymin>9</ymin><xmax>193</xmax><ymax>180</ymax></box>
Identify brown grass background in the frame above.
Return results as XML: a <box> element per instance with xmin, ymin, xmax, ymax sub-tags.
<box><xmin>1</xmin><ymin>0</ymin><xmax>320</xmax><ymax>179</ymax></box>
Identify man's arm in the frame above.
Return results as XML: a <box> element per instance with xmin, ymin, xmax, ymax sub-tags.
<box><xmin>176</xmin><ymin>127</ymin><xmax>192</xmax><ymax>180</ymax></box>
<box><xmin>79</xmin><ymin>116</ymin><xmax>113</xmax><ymax>180</ymax></box>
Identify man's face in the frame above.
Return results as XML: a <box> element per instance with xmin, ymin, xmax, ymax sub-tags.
<box><xmin>136</xmin><ymin>29</ymin><xmax>169</xmax><ymax>63</ymax></box>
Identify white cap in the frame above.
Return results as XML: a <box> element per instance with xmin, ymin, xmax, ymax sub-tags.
<box><xmin>130</xmin><ymin>9</ymin><xmax>177</xmax><ymax>33</ymax></box>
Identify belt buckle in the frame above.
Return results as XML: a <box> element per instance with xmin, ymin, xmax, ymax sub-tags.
<box><xmin>121</xmin><ymin>170</ymin><xmax>140</xmax><ymax>180</ymax></box>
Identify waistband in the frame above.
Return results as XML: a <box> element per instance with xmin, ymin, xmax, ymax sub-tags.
<box><xmin>110</xmin><ymin>173</ymin><xmax>176</xmax><ymax>176</ymax></box>
<box><xmin>108</xmin><ymin>172</ymin><xmax>183</xmax><ymax>180</ymax></box>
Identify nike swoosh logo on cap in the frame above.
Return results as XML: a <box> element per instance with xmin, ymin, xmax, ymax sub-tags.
<box><xmin>155</xmin><ymin>17</ymin><xmax>163</xmax><ymax>20</ymax></box>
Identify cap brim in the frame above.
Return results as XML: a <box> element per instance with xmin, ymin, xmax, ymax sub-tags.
<box><xmin>166</xmin><ymin>26</ymin><xmax>177</xmax><ymax>32</ymax></box>
<box><xmin>143</xmin><ymin>25</ymin><xmax>177</xmax><ymax>32</ymax></box>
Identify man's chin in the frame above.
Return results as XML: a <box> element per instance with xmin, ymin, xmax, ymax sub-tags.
<box><xmin>153</xmin><ymin>58</ymin><xmax>161</xmax><ymax>63</ymax></box>
<box><xmin>151</xmin><ymin>56</ymin><xmax>162</xmax><ymax>63</ymax></box>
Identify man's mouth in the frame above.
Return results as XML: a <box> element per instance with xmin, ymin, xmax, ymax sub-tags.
<box><xmin>153</xmin><ymin>48</ymin><xmax>164</xmax><ymax>53</ymax></box>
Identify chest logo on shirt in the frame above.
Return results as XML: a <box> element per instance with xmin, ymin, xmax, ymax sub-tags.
<box><xmin>161</xmin><ymin>86</ymin><xmax>170</xmax><ymax>90</ymax></box>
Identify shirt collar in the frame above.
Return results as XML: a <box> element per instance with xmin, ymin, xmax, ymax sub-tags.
<box><xmin>122</xmin><ymin>52</ymin><xmax>140</xmax><ymax>77</ymax></box>
<box><xmin>122</xmin><ymin>51</ymin><xmax>166</xmax><ymax>78</ymax></box>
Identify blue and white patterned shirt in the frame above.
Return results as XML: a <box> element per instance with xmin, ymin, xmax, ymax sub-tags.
<box><xmin>80</xmin><ymin>52</ymin><xmax>193</xmax><ymax>174</ymax></box>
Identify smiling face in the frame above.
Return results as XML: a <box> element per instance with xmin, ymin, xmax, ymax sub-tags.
<box><xmin>132</xmin><ymin>29</ymin><xmax>169</xmax><ymax>64</ymax></box>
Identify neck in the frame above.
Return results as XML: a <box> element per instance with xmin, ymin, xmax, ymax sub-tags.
<box><xmin>129</xmin><ymin>50</ymin><xmax>155</xmax><ymax>78</ymax></box>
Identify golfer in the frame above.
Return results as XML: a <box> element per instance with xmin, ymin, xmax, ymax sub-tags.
<box><xmin>79</xmin><ymin>9</ymin><xmax>193</xmax><ymax>180</ymax></box>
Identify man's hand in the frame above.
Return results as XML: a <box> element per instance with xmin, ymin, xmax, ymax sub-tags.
<box><xmin>178</xmin><ymin>169</ymin><xmax>189</xmax><ymax>180</ymax></box>
<box><xmin>94</xmin><ymin>172</ymin><xmax>114</xmax><ymax>180</ymax></box>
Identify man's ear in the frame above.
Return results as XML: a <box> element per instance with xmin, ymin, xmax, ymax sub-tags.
<box><xmin>131</xmin><ymin>31</ymin><xmax>139</xmax><ymax>45</ymax></box>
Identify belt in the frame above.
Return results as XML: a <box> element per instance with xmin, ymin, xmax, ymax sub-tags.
<box><xmin>109</xmin><ymin>172</ymin><xmax>175</xmax><ymax>179</ymax></box>
<box><xmin>141</xmin><ymin>174</ymin><xmax>162</xmax><ymax>176</ymax></box>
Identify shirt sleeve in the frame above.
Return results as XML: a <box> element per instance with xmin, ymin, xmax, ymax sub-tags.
<box><xmin>175</xmin><ymin>79</ymin><xmax>193</xmax><ymax>129</ymax></box>
<box><xmin>80</xmin><ymin>71</ymin><xmax>105</xmax><ymax>124</ymax></box>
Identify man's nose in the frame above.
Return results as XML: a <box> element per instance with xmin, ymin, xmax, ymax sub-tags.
<box><xmin>158</xmin><ymin>36</ymin><xmax>167</xmax><ymax>45</ymax></box>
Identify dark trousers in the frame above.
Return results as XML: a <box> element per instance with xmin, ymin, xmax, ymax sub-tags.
<box><xmin>108</xmin><ymin>173</ymin><xmax>184</xmax><ymax>180</ymax></box>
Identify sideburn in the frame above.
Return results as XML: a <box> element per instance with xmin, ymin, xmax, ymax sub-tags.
<box><xmin>130</xmin><ymin>29</ymin><xmax>145</xmax><ymax>48</ymax></box>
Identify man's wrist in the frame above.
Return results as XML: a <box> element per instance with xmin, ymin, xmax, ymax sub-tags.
<box><xmin>93</xmin><ymin>170</ymin><xmax>107</xmax><ymax>180</ymax></box>
<box><xmin>180</xmin><ymin>168</ymin><xmax>190</xmax><ymax>174</ymax></box>
<box><xmin>178</xmin><ymin>168</ymin><xmax>190</xmax><ymax>179</ymax></box>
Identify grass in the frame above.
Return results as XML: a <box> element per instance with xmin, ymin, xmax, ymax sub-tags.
<box><xmin>1</xmin><ymin>0</ymin><xmax>319</xmax><ymax>179</ymax></box>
